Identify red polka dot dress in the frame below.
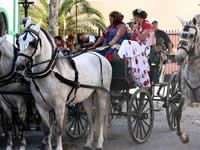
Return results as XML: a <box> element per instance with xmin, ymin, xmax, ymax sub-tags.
<box><xmin>118</xmin><ymin>20</ymin><xmax>156</xmax><ymax>88</ymax></box>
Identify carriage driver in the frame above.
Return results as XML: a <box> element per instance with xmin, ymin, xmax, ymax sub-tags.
<box><xmin>149</xmin><ymin>20</ymin><xmax>173</xmax><ymax>84</ymax></box>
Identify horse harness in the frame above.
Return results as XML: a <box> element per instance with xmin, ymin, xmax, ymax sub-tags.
<box><xmin>0</xmin><ymin>45</ymin><xmax>30</xmax><ymax>109</ymax></box>
<box><xmin>16</xmin><ymin>27</ymin><xmax>110</xmax><ymax>110</ymax></box>
<box><xmin>178</xmin><ymin>25</ymin><xmax>200</xmax><ymax>101</ymax></box>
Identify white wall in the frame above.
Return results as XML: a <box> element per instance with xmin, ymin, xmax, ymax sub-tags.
<box><xmin>0</xmin><ymin>0</ymin><xmax>19</xmax><ymax>44</ymax></box>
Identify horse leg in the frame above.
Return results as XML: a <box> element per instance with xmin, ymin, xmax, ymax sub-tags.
<box><xmin>0</xmin><ymin>100</ymin><xmax>13</xmax><ymax>150</ymax></box>
<box><xmin>55</xmin><ymin>103</ymin><xmax>65</xmax><ymax>150</ymax></box>
<box><xmin>95</xmin><ymin>90</ymin><xmax>110</xmax><ymax>150</ymax></box>
<box><xmin>176</xmin><ymin>97</ymin><xmax>189</xmax><ymax>143</ymax></box>
<box><xmin>36</xmin><ymin>103</ymin><xmax>52</xmax><ymax>150</ymax></box>
<box><xmin>17</xmin><ymin>104</ymin><xmax>27</xmax><ymax>150</ymax></box>
<box><xmin>82</xmin><ymin>96</ymin><xmax>95</xmax><ymax>150</ymax></box>
<box><xmin>4</xmin><ymin>109</ymin><xmax>13</xmax><ymax>150</ymax></box>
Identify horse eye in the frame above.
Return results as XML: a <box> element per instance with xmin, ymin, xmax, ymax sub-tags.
<box><xmin>182</xmin><ymin>33</ymin><xmax>188</xmax><ymax>39</ymax></box>
<box><xmin>29</xmin><ymin>40</ymin><xmax>37</xmax><ymax>48</ymax></box>
<box><xmin>189</xmin><ymin>34</ymin><xmax>194</xmax><ymax>38</ymax></box>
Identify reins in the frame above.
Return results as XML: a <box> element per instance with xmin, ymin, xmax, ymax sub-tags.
<box><xmin>17</xmin><ymin>27</ymin><xmax>111</xmax><ymax>108</ymax></box>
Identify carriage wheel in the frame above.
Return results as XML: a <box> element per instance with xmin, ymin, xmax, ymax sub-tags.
<box><xmin>166</xmin><ymin>72</ymin><xmax>180</xmax><ymax>130</ymax></box>
<box><xmin>128</xmin><ymin>88</ymin><xmax>154</xmax><ymax>144</ymax></box>
<box><xmin>65</xmin><ymin>103</ymin><xmax>88</xmax><ymax>139</ymax></box>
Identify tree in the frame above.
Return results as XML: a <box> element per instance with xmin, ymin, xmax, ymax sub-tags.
<box><xmin>21</xmin><ymin>0</ymin><xmax>106</xmax><ymax>37</ymax></box>
<box><xmin>48</xmin><ymin>0</ymin><xmax>59</xmax><ymax>37</ymax></box>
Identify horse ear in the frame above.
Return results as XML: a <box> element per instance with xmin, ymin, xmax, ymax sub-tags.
<box><xmin>34</xmin><ymin>19</ymin><xmax>42</xmax><ymax>32</ymax></box>
<box><xmin>177</xmin><ymin>16</ymin><xmax>186</xmax><ymax>26</ymax></box>
<box><xmin>25</xmin><ymin>17</ymin><xmax>32</xmax><ymax>28</ymax></box>
<box><xmin>192</xmin><ymin>17</ymin><xmax>197</xmax><ymax>26</ymax></box>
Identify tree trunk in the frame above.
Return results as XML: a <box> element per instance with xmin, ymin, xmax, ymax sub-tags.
<box><xmin>48</xmin><ymin>0</ymin><xmax>59</xmax><ymax>37</ymax></box>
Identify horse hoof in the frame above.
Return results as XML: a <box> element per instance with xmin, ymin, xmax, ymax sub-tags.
<box><xmin>20</xmin><ymin>145</ymin><xmax>26</xmax><ymax>150</ymax></box>
<box><xmin>180</xmin><ymin>133</ymin><xmax>189</xmax><ymax>144</ymax></box>
<box><xmin>83</xmin><ymin>146</ymin><xmax>92</xmax><ymax>150</ymax></box>
<box><xmin>40</xmin><ymin>143</ymin><xmax>51</xmax><ymax>150</ymax></box>
<box><xmin>96</xmin><ymin>148</ymin><xmax>103</xmax><ymax>150</ymax></box>
<box><xmin>6</xmin><ymin>145</ymin><xmax>13</xmax><ymax>150</ymax></box>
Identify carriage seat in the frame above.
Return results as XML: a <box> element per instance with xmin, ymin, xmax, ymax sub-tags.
<box><xmin>110</xmin><ymin>54</ymin><xmax>135</xmax><ymax>90</ymax></box>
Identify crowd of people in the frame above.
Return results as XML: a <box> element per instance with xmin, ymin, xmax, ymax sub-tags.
<box><xmin>54</xmin><ymin>9</ymin><xmax>173</xmax><ymax>88</ymax></box>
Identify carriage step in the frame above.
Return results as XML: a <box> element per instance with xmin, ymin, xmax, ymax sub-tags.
<box><xmin>111</xmin><ymin>112</ymin><xmax>127</xmax><ymax>116</ymax></box>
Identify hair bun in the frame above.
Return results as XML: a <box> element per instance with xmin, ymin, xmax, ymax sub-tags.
<box><xmin>133</xmin><ymin>9</ymin><xmax>148</xmax><ymax>19</ymax></box>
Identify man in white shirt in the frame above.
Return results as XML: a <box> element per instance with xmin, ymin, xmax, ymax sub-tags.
<box><xmin>78</xmin><ymin>33</ymin><xmax>99</xmax><ymax>49</ymax></box>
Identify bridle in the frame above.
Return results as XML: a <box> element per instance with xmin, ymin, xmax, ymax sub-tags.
<box><xmin>177</xmin><ymin>25</ymin><xmax>200</xmax><ymax>101</ymax></box>
<box><xmin>17</xmin><ymin>26</ymin><xmax>42</xmax><ymax>65</ymax></box>
<box><xmin>177</xmin><ymin>25</ymin><xmax>198</xmax><ymax>56</ymax></box>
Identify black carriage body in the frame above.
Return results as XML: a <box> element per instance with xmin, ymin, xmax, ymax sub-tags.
<box><xmin>110</xmin><ymin>59</ymin><xmax>134</xmax><ymax>91</ymax></box>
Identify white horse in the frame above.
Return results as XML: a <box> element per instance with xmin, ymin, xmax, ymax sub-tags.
<box><xmin>15</xmin><ymin>18</ymin><xmax>112</xmax><ymax>150</ymax></box>
<box><xmin>0</xmin><ymin>35</ymin><xmax>31</xmax><ymax>150</ymax></box>
<box><xmin>175</xmin><ymin>17</ymin><xmax>200</xmax><ymax>143</ymax></box>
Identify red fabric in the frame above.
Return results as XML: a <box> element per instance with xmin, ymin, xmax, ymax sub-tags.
<box><xmin>132</xmin><ymin>19</ymin><xmax>153</xmax><ymax>41</ymax></box>
<box><xmin>68</xmin><ymin>34</ymin><xmax>74</xmax><ymax>39</ymax></box>
<box><xmin>105</xmin><ymin>53</ymin><xmax>114</xmax><ymax>61</ymax></box>
<box><xmin>141</xmin><ymin>20</ymin><xmax>153</xmax><ymax>32</ymax></box>
<box><xmin>57</xmin><ymin>43</ymin><xmax>65</xmax><ymax>48</ymax></box>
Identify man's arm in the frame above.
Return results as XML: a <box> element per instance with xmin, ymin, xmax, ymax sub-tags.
<box><xmin>82</xmin><ymin>36</ymin><xmax>96</xmax><ymax>47</ymax></box>
<box><xmin>167</xmin><ymin>42</ymin><xmax>173</xmax><ymax>55</ymax></box>
<box><xmin>160</xmin><ymin>30</ymin><xmax>173</xmax><ymax>55</ymax></box>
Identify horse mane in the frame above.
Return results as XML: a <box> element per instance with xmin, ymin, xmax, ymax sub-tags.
<box><xmin>40</xmin><ymin>28</ymin><xmax>56</xmax><ymax>51</ymax></box>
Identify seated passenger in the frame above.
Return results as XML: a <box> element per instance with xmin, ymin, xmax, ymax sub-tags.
<box><xmin>118</xmin><ymin>9</ymin><xmax>156</xmax><ymax>88</ymax></box>
<box><xmin>91</xmin><ymin>11</ymin><xmax>128</xmax><ymax>61</ymax></box>
<box><xmin>78</xmin><ymin>33</ymin><xmax>99</xmax><ymax>49</ymax></box>
<box><xmin>127</xmin><ymin>19</ymin><xmax>137</xmax><ymax>40</ymax></box>
<box><xmin>64</xmin><ymin>33</ymin><xmax>75</xmax><ymax>54</ymax></box>
<box><xmin>54</xmin><ymin>36</ymin><xmax>65</xmax><ymax>48</ymax></box>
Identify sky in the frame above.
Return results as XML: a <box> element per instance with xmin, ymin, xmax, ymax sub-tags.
<box><xmin>89</xmin><ymin>0</ymin><xmax>200</xmax><ymax>31</ymax></box>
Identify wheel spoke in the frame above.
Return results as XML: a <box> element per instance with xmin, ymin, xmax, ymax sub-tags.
<box><xmin>132</xmin><ymin>120</ymin><xmax>138</xmax><ymax>136</ymax></box>
<box><xmin>81</xmin><ymin>115</ymin><xmax>88</xmax><ymax>123</ymax></box>
<box><xmin>131</xmin><ymin>103</ymin><xmax>138</xmax><ymax>113</ymax></box>
<box><xmin>131</xmin><ymin>117</ymin><xmax>136</xmax><ymax>125</ymax></box>
<box><xmin>139</xmin><ymin>121</ymin><xmax>144</xmax><ymax>139</ymax></box>
<box><xmin>73</xmin><ymin>120</ymin><xmax>77</xmax><ymax>135</ymax></box>
<box><xmin>135</xmin><ymin>98</ymin><xmax>139</xmax><ymax>110</ymax></box>
<box><xmin>79</xmin><ymin>117</ymin><xmax>85</xmax><ymax>130</ymax></box>
<box><xmin>140</xmin><ymin>120</ymin><xmax>147</xmax><ymax>136</ymax></box>
<box><xmin>142</xmin><ymin>119</ymin><xmax>150</xmax><ymax>128</ymax></box>
<box><xmin>77</xmin><ymin>119</ymin><xmax>81</xmax><ymax>135</ymax></box>
<box><xmin>141</xmin><ymin>100</ymin><xmax>149</xmax><ymax>112</ymax></box>
<box><xmin>136</xmin><ymin>121</ymin><xmax>140</xmax><ymax>138</ymax></box>
<box><xmin>143</xmin><ymin>108</ymin><xmax>151</xmax><ymax>113</ymax></box>
<box><xmin>68</xmin><ymin>119</ymin><xmax>75</xmax><ymax>132</ymax></box>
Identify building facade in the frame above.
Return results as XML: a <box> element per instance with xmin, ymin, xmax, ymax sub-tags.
<box><xmin>0</xmin><ymin>0</ymin><xmax>20</xmax><ymax>43</ymax></box>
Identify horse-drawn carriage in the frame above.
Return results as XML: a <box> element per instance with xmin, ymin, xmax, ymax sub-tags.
<box><xmin>0</xmin><ymin>18</ymin><xmax>183</xmax><ymax>150</ymax></box>
<box><xmin>61</xmin><ymin>44</ymin><xmax>181</xmax><ymax>143</ymax></box>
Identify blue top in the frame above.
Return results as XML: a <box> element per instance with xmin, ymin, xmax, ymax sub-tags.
<box><xmin>97</xmin><ymin>23</ymin><xmax>128</xmax><ymax>56</ymax></box>
<box><xmin>103</xmin><ymin>23</ymin><xmax>128</xmax><ymax>46</ymax></box>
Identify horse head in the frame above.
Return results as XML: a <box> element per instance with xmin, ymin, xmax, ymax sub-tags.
<box><xmin>176</xmin><ymin>17</ymin><xmax>200</xmax><ymax>64</ymax></box>
<box><xmin>15</xmin><ymin>17</ymin><xmax>42</xmax><ymax>71</ymax></box>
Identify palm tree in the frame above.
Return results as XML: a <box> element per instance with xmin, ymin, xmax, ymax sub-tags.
<box><xmin>21</xmin><ymin>0</ymin><xmax>106</xmax><ymax>37</ymax></box>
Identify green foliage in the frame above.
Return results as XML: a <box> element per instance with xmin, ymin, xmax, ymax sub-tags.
<box><xmin>20</xmin><ymin>0</ymin><xmax>106</xmax><ymax>37</ymax></box>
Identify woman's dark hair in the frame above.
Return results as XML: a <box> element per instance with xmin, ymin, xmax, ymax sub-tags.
<box><xmin>54</xmin><ymin>36</ymin><xmax>63</xmax><ymax>41</ymax></box>
<box><xmin>132</xmin><ymin>9</ymin><xmax>148</xmax><ymax>19</ymax></box>
<box><xmin>77</xmin><ymin>33</ymin><xmax>86</xmax><ymax>44</ymax></box>
<box><xmin>109</xmin><ymin>11</ymin><xmax>124</xmax><ymax>26</ymax></box>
